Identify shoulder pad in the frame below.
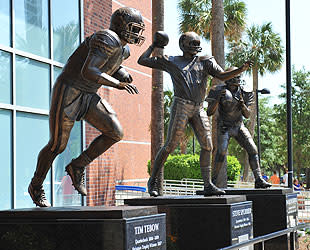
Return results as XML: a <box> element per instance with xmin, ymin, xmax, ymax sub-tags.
<box><xmin>198</xmin><ymin>55</ymin><xmax>214</xmax><ymax>61</ymax></box>
<box><xmin>214</xmin><ymin>84</ymin><xmax>226</xmax><ymax>91</ymax></box>
<box><xmin>89</xmin><ymin>29</ymin><xmax>121</xmax><ymax>55</ymax></box>
<box><xmin>123</xmin><ymin>45</ymin><xmax>130</xmax><ymax>60</ymax></box>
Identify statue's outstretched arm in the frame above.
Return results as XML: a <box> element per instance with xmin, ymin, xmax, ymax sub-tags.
<box><xmin>214</xmin><ymin>61</ymin><xmax>252</xmax><ymax>81</ymax></box>
<box><xmin>81</xmin><ymin>55</ymin><xmax>138</xmax><ymax>94</ymax></box>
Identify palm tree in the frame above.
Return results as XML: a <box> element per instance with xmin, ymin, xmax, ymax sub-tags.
<box><xmin>226</xmin><ymin>22</ymin><xmax>284</xmax><ymax>181</ymax></box>
<box><xmin>151</xmin><ymin>0</ymin><xmax>165</xmax><ymax>195</ymax></box>
<box><xmin>178</xmin><ymin>0</ymin><xmax>247</xmax><ymax>43</ymax></box>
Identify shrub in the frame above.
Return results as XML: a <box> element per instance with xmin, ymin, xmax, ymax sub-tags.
<box><xmin>147</xmin><ymin>154</ymin><xmax>200</xmax><ymax>180</ymax></box>
<box><xmin>227</xmin><ymin>155</ymin><xmax>242</xmax><ymax>181</ymax></box>
<box><xmin>148</xmin><ymin>154</ymin><xmax>241</xmax><ymax>181</ymax></box>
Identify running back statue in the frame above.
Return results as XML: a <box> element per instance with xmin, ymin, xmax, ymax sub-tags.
<box><xmin>28</xmin><ymin>7</ymin><xmax>145</xmax><ymax>207</ymax></box>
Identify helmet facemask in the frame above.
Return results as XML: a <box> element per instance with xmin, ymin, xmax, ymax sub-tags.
<box><xmin>121</xmin><ymin>22</ymin><xmax>145</xmax><ymax>46</ymax></box>
<box><xmin>179</xmin><ymin>32</ymin><xmax>202</xmax><ymax>55</ymax></box>
<box><xmin>110</xmin><ymin>7</ymin><xmax>146</xmax><ymax>46</ymax></box>
<box><xmin>226</xmin><ymin>76</ymin><xmax>242</xmax><ymax>86</ymax></box>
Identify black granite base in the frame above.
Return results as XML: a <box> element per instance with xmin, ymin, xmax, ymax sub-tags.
<box><xmin>0</xmin><ymin>206</ymin><xmax>166</xmax><ymax>250</ymax></box>
<box><xmin>224</xmin><ymin>188</ymin><xmax>298</xmax><ymax>250</ymax></box>
<box><xmin>125</xmin><ymin>195</ymin><xmax>253</xmax><ymax>250</ymax></box>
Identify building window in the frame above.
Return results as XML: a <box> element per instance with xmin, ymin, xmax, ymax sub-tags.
<box><xmin>0</xmin><ymin>110</ymin><xmax>12</xmax><ymax>209</ymax></box>
<box><xmin>0</xmin><ymin>1</ymin><xmax>11</xmax><ymax>47</ymax></box>
<box><xmin>52</xmin><ymin>0</ymin><xmax>80</xmax><ymax>64</ymax></box>
<box><xmin>0</xmin><ymin>0</ymin><xmax>83</xmax><ymax>209</ymax></box>
<box><xmin>16</xmin><ymin>56</ymin><xmax>50</xmax><ymax>109</ymax></box>
<box><xmin>15</xmin><ymin>0</ymin><xmax>50</xmax><ymax>58</ymax></box>
<box><xmin>16</xmin><ymin>112</ymin><xmax>50</xmax><ymax>208</ymax></box>
<box><xmin>0</xmin><ymin>51</ymin><xmax>12</xmax><ymax>104</ymax></box>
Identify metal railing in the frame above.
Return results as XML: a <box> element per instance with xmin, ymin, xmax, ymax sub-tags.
<box><xmin>115</xmin><ymin>179</ymin><xmax>149</xmax><ymax>205</ymax></box>
<box><xmin>162</xmin><ymin>179</ymin><xmax>284</xmax><ymax>195</ymax></box>
<box><xmin>115</xmin><ymin>179</ymin><xmax>310</xmax><ymax>222</ymax></box>
<box><xmin>216</xmin><ymin>223</ymin><xmax>310</xmax><ymax>250</ymax></box>
<box><xmin>296</xmin><ymin>191</ymin><xmax>310</xmax><ymax>223</ymax></box>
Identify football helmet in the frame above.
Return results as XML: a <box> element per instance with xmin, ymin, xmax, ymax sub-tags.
<box><xmin>179</xmin><ymin>32</ymin><xmax>202</xmax><ymax>54</ymax></box>
<box><xmin>225</xmin><ymin>67</ymin><xmax>242</xmax><ymax>86</ymax></box>
<box><xmin>110</xmin><ymin>7</ymin><xmax>145</xmax><ymax>46</ymax></box>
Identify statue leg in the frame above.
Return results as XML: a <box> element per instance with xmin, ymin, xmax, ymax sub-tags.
<box><xmin>66</xmin><ymin>96</ymin><xmax>123</xmax><ymax>196</ymax></box>
<box><xmin>234</xmin><ymin>125</ymin><xmax>271</xmax><ymax>188</ymax></box>
<box><xmin>29</xmin><ymin>83</ymin><xmax>75</xmax><ymax>207</ymax></box>
<box><xmin>148</xmin><ymin>99</ymin><xmax>189</xmax><ymax>196</ymax></box>
<box><xmin>212</xmin><ymin>128</ymin><xmax>230</xmax><ymax>186</ymax></box>
<box><xmin>190</xmin><ymin>108</ymin><xmax>225</xmax><ymax>195</ymax></box>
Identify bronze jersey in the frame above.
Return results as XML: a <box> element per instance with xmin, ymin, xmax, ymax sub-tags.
<box><xmin>144</xmin><ymin>55</ymin><xmax>223</xmax><ymax>103</ymax></box>
<box><xmin>58</xmin><ymin>29</ymin><xmax>130</xmax><ymax>93</ymax></box>
<box><xmin>207</xmin><ymin>84</ymin><xmax>253</xmax><ymax>125</ymax></box>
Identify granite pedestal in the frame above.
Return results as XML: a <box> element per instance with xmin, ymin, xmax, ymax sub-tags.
<box><xmin>0</xmin><ymin>206</ymin><xmax>166</xmax><ymax>250</ymax></box>
<box><xmin>224</xmin><ymin>188</ymin><xmax>297</xmax><ymax>250</ymax></box>
<box><xmin>125</xmin><ymin>195</ymin><xmax>253</xmax><ymax>250</ymax></box>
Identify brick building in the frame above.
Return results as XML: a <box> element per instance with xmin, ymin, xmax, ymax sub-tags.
<box><xmin>0</xmin><ymin>0</ymin><xmax>152</xmax><ymax>209</ymax></box>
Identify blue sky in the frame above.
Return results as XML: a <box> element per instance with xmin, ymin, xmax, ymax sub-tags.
<box><xmin>163</xmin><ymin>0</ymin><xmax>309</xmax><ymax>105</ymax></box>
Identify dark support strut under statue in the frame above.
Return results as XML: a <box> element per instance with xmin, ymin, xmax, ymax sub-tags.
<box><xmin>28</xmin><ymin>7</ymin><xmax>145</xmax><ymax>207</ymax></box>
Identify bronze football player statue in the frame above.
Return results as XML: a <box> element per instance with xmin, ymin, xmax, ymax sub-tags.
<box><xmin>138</xmin><ymin>31</ymin><xmax>252</xmax><ymax>197</ymax></box>
<box><xmin>28</xmin><ymin>7</ymin><xmax>145</xmax><ymax>207</ymax></box>
<box><xmin>206</xmin><ymin>68</ymin><xmax>271</xmax><ymax>188</ymax></box>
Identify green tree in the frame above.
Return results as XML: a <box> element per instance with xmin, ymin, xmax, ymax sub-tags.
<box><xmin>178</xmin><ymin>0</ymin><xmax>247</xmax><ymax>42</ymax></box>
<box><xmin>274</xmin><ymin>67</ymin><xmax>310</xmax><ymax>181</ymax></box>
<box><xmin>226</xmin><ymin>22</ymin><xmax>284</xmax><ymax>180</ymax></box>
<box><xmin>258</xmin><ymin>98</ymin><xmax>285</xmax><ymax>171</ymax></box>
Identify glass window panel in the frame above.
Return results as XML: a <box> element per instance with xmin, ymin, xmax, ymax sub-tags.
<box><xmin>54</xmin><ymin>122</ymin><xmax>82</xmax><ymax>206</ymax></box>
<box><xmin>0</xmin><ymin>110</ymin><xmax>12</xmax><ymax>209</ymax></box>
<box><xmin>54</xmin><ymin>66</ymin><xmax>62</xmax><ymax>80</ymax></box>
<box><xmin>0</xmin><ymin>50</ymin><xmax>12</xmax><ymax>104</ymax></box>
<box><xmin>53</xmin><ymin>66</ymin><xmax>62</xmax><ymax>84</ymax></box>
<box><xmin>52</xmin><ymin>66</ymin><xmax>62</xmax><ymax>88</ymax></box>
<box><xmin>14</xmin><ymin>0</ymin><xmax>49</xmax><ymax>58</ymax></box>
<box><xmin>52</xmin><ymin>0</ymin><xmax>80</xmax><ymax>64</ymax></box>
<box><xmin>16</xmin><ymin>56</ymin><xmax>50</xmax><ymax>110</ymax></box>
<box><xmin>0</xmin><ymin>0</ymin><xmax>11</xmax><ymax>46</ymax></box>
<box><xmin>16</xmin><ymin>112</ymin><xmax>50</xmax><ymax>208</ymax></box>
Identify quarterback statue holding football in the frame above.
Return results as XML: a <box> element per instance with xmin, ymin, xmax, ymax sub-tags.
<box><xmin>138</xmin><ymin>31</ymin><xmax>252</xmax><ymax>197</ymax></box>
<box><xmin>28</xmin><ymin>7</ymin><xmax>145</xmax><ymax>207</ymax></box>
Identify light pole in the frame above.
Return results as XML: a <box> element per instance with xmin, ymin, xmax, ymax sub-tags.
<box><xmin>256</xmin><ymin>88</ymin><xmax>270</xmax><ymax>164</ymax></box>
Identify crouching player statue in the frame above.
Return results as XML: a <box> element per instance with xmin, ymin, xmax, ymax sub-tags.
<box><xmin>138</xmin><ymin>31</ymin><xmax>252</xmax><ymax>197</ymax></box>
<box><xmin>28</xmin><ymin>7</ymin><xmax>145</xmax><ymax>207</ymax></box>
<box><xmin>206</xmin><ymin>68</ymin><xmax>271</xmax><ymax>188</ymax></box>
